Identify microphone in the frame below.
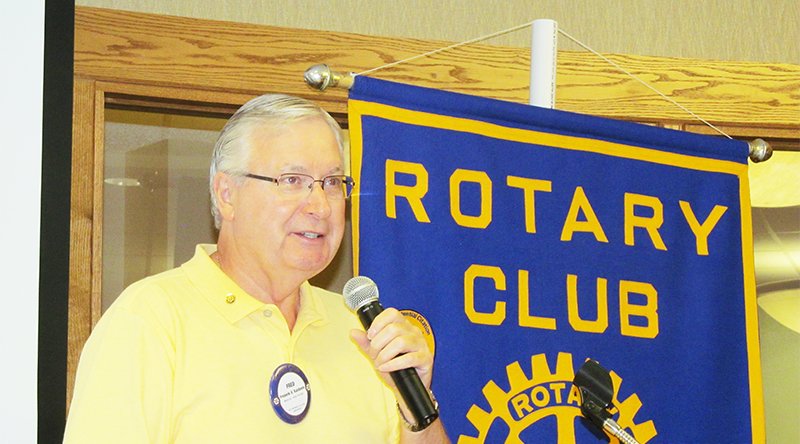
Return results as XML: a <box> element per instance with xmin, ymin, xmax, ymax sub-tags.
<box><xmin>343</xmin><ymin>276</ymin><xmax>439</xmax><ymax>431</ymax></box>
<box><xmin>573</xmin><ymin>359</ymin><xmax>640</xmax><ymax>444</ymax></box>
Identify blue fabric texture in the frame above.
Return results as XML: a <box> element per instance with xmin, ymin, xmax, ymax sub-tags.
<box><xmin>349</xmin><ymin>76</ymin><xmax>758</xmax><ymax>443</ymax></box>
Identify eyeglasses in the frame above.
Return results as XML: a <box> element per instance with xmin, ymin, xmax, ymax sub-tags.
<box><xmin>244</xmin><ymin>173</ymin><xmax>355</xmax><ymax>199</ymax></box>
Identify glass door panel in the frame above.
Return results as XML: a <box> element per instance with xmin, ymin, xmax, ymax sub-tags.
<box><xmin>102</xmin><ymin>109</ymin><xmax>226</xmax><ymax>311</ymax></box>
<box><xmin>101</xmin><ymin>108</ymin><xmax>353</xmax><ymax>312</ymax></box>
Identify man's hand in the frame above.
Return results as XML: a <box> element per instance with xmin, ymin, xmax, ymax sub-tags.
<box><xmin>350</xmin><ymin>307</ymin><xmax>434</xmax><ymax>390</ymax></box>
<box><xmin>351</xmin><ymin>307</ymin><xmax>450</xmax><ymax>443</ymax></box>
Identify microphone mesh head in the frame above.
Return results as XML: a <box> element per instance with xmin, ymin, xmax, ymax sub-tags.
<box><xmin>343</xmin><ymin>276</ymin><xmax>379</xmax><ymax>311</ymax></box>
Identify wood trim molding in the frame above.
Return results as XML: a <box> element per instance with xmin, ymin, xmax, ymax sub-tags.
<box><xmin>68</xmin><ymin>78</ymin><xmax>95</xmax><ymax>409</ymax></box>
<box><xmin>90</xmin><ymin>87</ymin><xmax>105</xmax><ymax>329</ymax></box>
<box><xmin>75</xmin><ymin>6</ymin><xmax>799</xmax><ymax>132</ymax></box>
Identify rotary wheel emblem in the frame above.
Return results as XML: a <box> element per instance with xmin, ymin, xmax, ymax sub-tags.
<box><xmin>457</xmin><ymin>352</ymin><xmax>656</xmax><ymax>443</ymax></box>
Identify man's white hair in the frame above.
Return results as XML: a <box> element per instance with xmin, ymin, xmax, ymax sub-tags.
<box><xmin>209</xmin><ymin>94</ymin><xmax>343</xmax><ymax>229</ymax></box>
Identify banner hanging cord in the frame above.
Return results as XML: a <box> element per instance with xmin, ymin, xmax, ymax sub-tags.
<box><xmin>556</xmin><ymin>28</ymin><xmax>731</xmax><ymax>139</ymax></box>
<box><xmin>356</xmin><ymin>21</ymin><xmax>733</xmax><ymax>140</ymax></box>
<box><xmin>356</xmin><ymin>21</ymin><xmax>536</xmax><ymax>77</ymax></box>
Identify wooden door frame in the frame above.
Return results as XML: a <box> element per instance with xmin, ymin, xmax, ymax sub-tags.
<box><xmin>68</xmin><ymin>78</ymin><xmax>255</xmax><ymax>405</ymax></box>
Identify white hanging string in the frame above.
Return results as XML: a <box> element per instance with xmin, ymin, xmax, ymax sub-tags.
<box><xmin>356</xmin><ymin>21</ymin><xmax>733</xmax><ymax>139</ymax></box>
<box><xmin>356</xmin><ymin>21</ymin><xmax>536</xmax><ymax>76</ymax></box>
<box><xmin>556</xmin><ymin>28</ymin><xmax>732</xmax><ymax>139</ymax></box>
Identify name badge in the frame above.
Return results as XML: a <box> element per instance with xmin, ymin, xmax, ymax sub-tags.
<box><xmin>269</xmin><ymin>363</ymin><xmax>311</xmax><ymax>424</ymax></box>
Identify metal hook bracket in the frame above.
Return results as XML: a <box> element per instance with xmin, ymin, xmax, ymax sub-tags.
<box><xmin>304</xmin><ymin>64</ymin><xmax>355</xmax><ymax>91</ymax></box>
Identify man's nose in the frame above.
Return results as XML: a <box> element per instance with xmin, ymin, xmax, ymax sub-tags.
<box><xmin>303</xmin><ymin>182</ymin><xmax>332</xmax><ymax>217</ymax></box>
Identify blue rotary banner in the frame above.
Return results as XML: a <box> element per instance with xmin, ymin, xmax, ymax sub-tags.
<box><xmin>348</xmin><ymin>76</ymin><xmax>763</xmax><ymax>443</ymax></box>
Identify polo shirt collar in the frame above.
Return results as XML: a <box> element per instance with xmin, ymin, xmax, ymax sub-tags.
<box><xmin>182</xmin><ymin>244</ymin><xmax>328</xmax><ymax>326</ymax></box>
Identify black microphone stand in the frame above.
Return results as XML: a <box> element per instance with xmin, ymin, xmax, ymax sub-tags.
<box><xmin>573</xmin><ymin>359</ymin><xmax>641</xmax><ymax>444</ymax></box>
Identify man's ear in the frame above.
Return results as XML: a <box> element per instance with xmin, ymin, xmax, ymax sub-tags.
<box><xmin>213</xmin><ymin>172</ymin><xmax>237</xmax><ymax>222</ymax></box>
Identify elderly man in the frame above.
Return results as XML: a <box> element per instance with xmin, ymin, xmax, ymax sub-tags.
<box><xmin>64</xmin><ymin>94</ymin><xmax>449</xmax><ymax>443</ymax></box>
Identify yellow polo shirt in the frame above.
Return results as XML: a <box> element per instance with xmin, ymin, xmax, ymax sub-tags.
<box><xmin>65</xmin><ymin>245</ymin><xmax>400</xmax><ymax>443</ymax></box>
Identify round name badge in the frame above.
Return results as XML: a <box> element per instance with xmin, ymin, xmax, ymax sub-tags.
<box><xmin>269</xmin><ymin>363</ymin><xmax>311</xmax><ymax>424</ymax></box>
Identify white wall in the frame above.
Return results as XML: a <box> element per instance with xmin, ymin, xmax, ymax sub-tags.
<box><xmin>75</xmin><ymin>0</ymin><xmax>799</xmax><ymax>64</ymax></box>
<box><xmin>0</xmin><ymin>1</ymin><xmax>45</xmax><ymax>441</ymax></box>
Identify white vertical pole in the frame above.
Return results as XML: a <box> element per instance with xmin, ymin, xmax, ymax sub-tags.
<box><xmin>530</xmin><ymin>19</ymin><xmax>558</xmax><ymax>108</ymax></box>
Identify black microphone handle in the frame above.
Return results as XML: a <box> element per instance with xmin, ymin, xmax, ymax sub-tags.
<box><xmin>357</xmin><ymin>301</ymin><xmax>439</xmax><ymax>428</ymax></box>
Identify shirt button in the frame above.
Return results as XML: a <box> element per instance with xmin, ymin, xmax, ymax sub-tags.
<box><xmin>263</xmin><ymin>309</ymin><xmax>272</xmax><ymax>317</ymax></box>
<box><xmin>225</xmin><ymin>293</ymin><xmax>236</xmax><ymax>304</ymax></box>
